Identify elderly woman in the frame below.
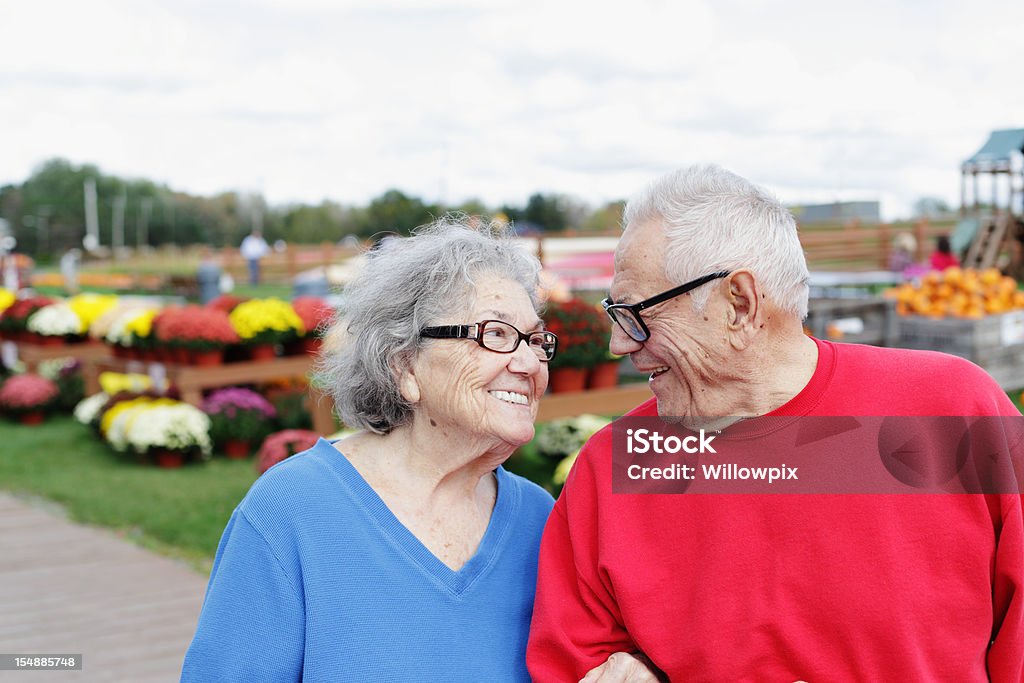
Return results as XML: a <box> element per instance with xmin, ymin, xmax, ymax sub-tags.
<box><xmin>181</xmin><ymin>218</ymin><xmax>558</xmax><ymax>680</ymax></box>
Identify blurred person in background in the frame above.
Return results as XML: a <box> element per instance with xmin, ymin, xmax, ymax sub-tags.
<box><xmin>929</xmin><ymin>234</ymin><xmax>960</xmax><ymax>271</ymax></box>
<box><xmin>239</xmin><ymin>229</ymin><xmax>270</xmax><ymax>285</ymax></box>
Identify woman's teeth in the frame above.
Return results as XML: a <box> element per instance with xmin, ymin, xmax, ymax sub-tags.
<box><xmin>490</xmin><ymin>390</ymin><xmax>528</xmax><ymax>405</ymax></box>
<box><xmin>650</xmin><ymin>366</ymin><xmax>670</xmax><ymax>380</ymax></box>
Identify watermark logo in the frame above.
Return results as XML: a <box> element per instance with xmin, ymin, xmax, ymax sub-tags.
<box><xmin>611</xmin><ymin>416</ymin><xmax>1024</xmax><ymax>494</ymax></box>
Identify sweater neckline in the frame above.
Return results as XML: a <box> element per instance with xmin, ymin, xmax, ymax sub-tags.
<box><xmin>319</xmin><ymin>439</ymin><xmax>517</xmax><ymax>596</ymax></box>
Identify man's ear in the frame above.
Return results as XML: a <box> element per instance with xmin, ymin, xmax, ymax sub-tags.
<box><xmin>726</xmin><ymin>271</ymin><xmax>760</xmax><ymax>330</ymax></box>
<box><xmin>396</xmin><ymin>360</ymin><xmax>421</xmax><ymax>404</ymax></box>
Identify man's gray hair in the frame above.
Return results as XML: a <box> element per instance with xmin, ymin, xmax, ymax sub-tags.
<box><xmin>316</xmin><ymin>215</ymin><xmax>541</xmax><ymax>434</ymax></box>
<box><xmin>623</xmin><ymin>164</ymin><xmax>809</xmax><ymax>318</ymax></box>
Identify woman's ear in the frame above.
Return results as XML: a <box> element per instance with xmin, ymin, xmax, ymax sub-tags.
<box><xmin>396</xmin><ymin>361</ymin><xmax>421</xmax><ymax>404</ymax></box>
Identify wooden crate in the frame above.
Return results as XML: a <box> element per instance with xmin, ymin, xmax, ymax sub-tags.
<box><xmin>895</xmin><ymin>311</ymin><xmax>1024</xmax><ymax>390</ymax></box>
<box><xmin>805</xmin><ymin>297</ymin><xmax>898</xmax><ymax>347</ymax></box>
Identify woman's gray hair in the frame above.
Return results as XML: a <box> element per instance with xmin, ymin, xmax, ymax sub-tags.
<box><xmin>623</xmin><ymin>164</ymin><xmax>810</xmax><ymax>319</ymax></box>
<box><xmin>316</xmin><ymin>214</ymin><xmax>542</xmax><ymax>434</ymax></box>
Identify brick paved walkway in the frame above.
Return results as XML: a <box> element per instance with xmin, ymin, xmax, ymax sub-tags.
<box><xmin>0</xmin><ymin>492</ymin><xmax>207</xmax><ymax>682</ymax></box>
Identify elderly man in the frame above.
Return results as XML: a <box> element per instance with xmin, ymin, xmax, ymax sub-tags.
<box><xmin>527</xmin><ymin>165</ymin><xmax>1023</xmax><ymax>681</ymax></box>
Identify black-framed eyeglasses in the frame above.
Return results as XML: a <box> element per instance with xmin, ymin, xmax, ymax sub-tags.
<box><xmin>420</xmin><ymin>320</ymin><xmax>558</xmax><ymax>361</ymax></box>
<box><xmin>601</xmin><ymin>271</ymin><xmax>731</xmax><ymax>342</ymax></box>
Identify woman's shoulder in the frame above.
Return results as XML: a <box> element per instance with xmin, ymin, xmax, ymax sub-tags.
<box><xmin>239</xmin><ymin>438</ymin><xmax>347</xmax><ymax>517</ymax></box>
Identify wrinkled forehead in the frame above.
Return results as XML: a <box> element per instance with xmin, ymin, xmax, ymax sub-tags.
<box><xmin>614</xmin><ymin>220</ymin><xmax>669</xmax><ymax>278</ymax></box>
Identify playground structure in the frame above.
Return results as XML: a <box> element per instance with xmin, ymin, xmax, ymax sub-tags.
<box><xmin>959</xmin><ymin>128</ymin><xmax>1024</xmax><ymax>277</ymax></box>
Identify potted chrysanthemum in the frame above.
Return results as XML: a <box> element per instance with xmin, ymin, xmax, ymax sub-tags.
<box><xmin>255</xmin><ymin>429</ymin><xmax>320</xmax><ymax>475</ymax></box>
<box><xmin>201</xmin><ymin>387</ymin><xmax>278</xmax><ymax>458</ymax></box>
<box><xmin>74</xmin><ymin>391</ymin><xmax>111</xmax><ymax>433</ymax></box>
<box><xmin>100</xmin><ymin>396</ymin><xmax>211</xmax><ymax>467</ymax></box>
<box><xmin>287</xmin><ymin>296</ymin><xmax>334</xmax><ymax>356</ymax></box>
<box><xmin>26</xmin><ymin>302</ymin><xmax>85</xmax><ymax>345</ymax></box>
<box><xmin>153</xmin><ymin>305</ymin><xmax>240</xmax><ymax>365</ymax></box>
<box><xmin>228</xmin><ymin>298</ymin><xmax>305</xmax><ymax>361</ymax></box>
<box><xmin>0</xmin><ymin>373</ymin><xmax>60</xmax><ymax>424</ymax></box>
<box><xmin>67</xmin><ymin>293</ymin><xmax>118</xmax><ymax>337</ymax></box>
<box><xmin>542</xmin><ymin>297</ymin><xmax>612</xmax><ymax>393</ymax></box>
<box><xmin>125</xmin><ymin>401</ymin><xmax>213</xmax><ymax>467</ymax></box>
<box><xmin>0</xmin><ymin>288</ymin><xmax>14</xmax><ymax>318</ymax></box>
<box><xmin>0</xmin><ymin>295</ymin><xmax>55</xmax><ymax>343</ymax></box>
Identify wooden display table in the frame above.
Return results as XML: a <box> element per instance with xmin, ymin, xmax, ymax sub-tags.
<box><xmin>83</xmin><ymin>355</ymin><xmax>337</xmax><ymax>435</ymax></box>
<box><xmin>13</xmin><ymin>340</ymin><xmax>112</xmax><ymax>372</ymax></box>
<box><xmin>537</xmin><ymin>383</ymin><xmax>652</xmax><ymax>421</ymax></box>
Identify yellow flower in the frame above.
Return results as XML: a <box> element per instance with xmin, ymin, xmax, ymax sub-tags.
<box><xmin>100</xmin><ymin>396</ymin><xmax>154</xmax><ymax>436</ymax></box>
<box><xmin>98</xmin><ymin>372</ymin><xmax>153</xmax><ymax>396</ymax></box>
<box><xmin>67</xmin><ymin>294</ymin><xmax>119</xmax><ymax>331</ymax></box>
<box><xmin>229</xmin><ymin>298</ymin><xmax>305</xmax><ymax>340</ymax></box>
<box><xmin>553</xmin><ymin>450</ymin><xmax>579</xmax><ymax>485</ymax></box>
<box><xmin>0</xmin><ymin>288</ymin><xmax>14</xmax><ymax>314</ymax></box>
<box><xmin>124</xmin><ymin>309</ymin><xmax>159</xmax><ymax>338</ymax></box>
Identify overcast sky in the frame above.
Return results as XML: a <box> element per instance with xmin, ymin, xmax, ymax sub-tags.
<box><xmin>2</xmin><ymin>0</ymin><xmax>1022</xmax><ymax>221</ymax></box>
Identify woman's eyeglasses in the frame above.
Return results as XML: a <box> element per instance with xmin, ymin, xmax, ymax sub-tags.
<box><xmin>420</xmin><ymin>320</ymin><xmax>558</xmax><ymax>361</ymax></box>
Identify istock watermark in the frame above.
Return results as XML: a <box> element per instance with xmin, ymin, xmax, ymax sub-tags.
<box><xmin>611</xmin><ymin>416</ymin><xmax>1024</xmax><ymax>494</ymax></box>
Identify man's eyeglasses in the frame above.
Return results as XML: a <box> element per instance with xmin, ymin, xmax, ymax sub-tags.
<box><xmin>601</xmin><ymin>271</ymin><xmax>731</xmax><ymax>342</ymax></box>
<box><xmin>420</xmin><ymin>320</ymin><xmax>558</xmax><ymax>361</ymax></box>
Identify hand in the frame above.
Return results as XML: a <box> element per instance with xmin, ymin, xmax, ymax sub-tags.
<box><xmin>579</xmin><ymin>651</ymin><xmax>662</xmax><ymax>683</ymax></box>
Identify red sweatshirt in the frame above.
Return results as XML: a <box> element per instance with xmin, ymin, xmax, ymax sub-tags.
<box><xmin>528</xmin><ymin>339</ymin><xmax>1024</xmax><ymax>681</ymax></box>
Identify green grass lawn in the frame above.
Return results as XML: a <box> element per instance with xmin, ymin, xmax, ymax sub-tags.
<box><xmin>0</xmin><ymin>415</ymin><xmax>257</xmax><ymax>573</ymax></box>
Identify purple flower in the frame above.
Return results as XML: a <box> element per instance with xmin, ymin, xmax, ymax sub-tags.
<box><xmin>201</xmin><ymin>388</ymin><xmax>277</xmax><ymax>419</ymax></box>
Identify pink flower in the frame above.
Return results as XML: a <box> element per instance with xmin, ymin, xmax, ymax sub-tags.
<box><xmin>255</xmin><ymin>429</ymin><xmax>320</xmax><ymax>475</ymax></box>
<box><xmin>0</xmin><ymin>374</ymin><xmax>59</xmax><ymax>410</ymax></box>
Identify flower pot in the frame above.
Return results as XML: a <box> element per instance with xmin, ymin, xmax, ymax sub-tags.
<box><xmin>223</xmin><ymin>439</ymin><xmax>252</xmax><ymax>459</ymax></box>
<box><xmin>248</xmin><ymin>344</ymin><xmax>277</xmax><ymax>361</ymax></box>
<box><xmin>549</xmin><ymin>367</ymin><xmax>588</xmax><ymax>393</ymax></box>
<box><xmin>191</xmin><ymin>349</ymin><xmax>225</xmax><ymax>366</ymax></box>
<box><xmin>35</xmin><ymin>335</ymin><xmax>65</xmax><ymax>347</ymax></box>
<box><xmin>18</xmin><ymin>410</ymin><xmax>46</xmax><ymax>426</ymax></box>
<box><xmin>586</xmin><ymin>361</ymin><xmax>620</xmax><ymax>390</ymax></box>
<box><xmin>154</xmin><ymin>449</ymin><xmax>185</xmax><ymax>468</ymax></box>
<box><xmin>286</xmin><ymin>337</ymin><xmax>322</xmax><ymax>356</ymax></box>
<box><xmin>172</xmin><ymin>347</ymin><xmax>191</xmax><ymax>365</ymax></box>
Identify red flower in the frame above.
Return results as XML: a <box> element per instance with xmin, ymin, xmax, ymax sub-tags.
<box><xmin>206</xmin><ymin>294</ymin><xmax>248</xmax><ymax>314</ymax></box>
<box><xmin>255</xmin><ymin>429</ymin><xmax>320</xmax><ymax>474</ymax></box>
<box><xmin>291</xmin><ymin>297</ymin><xmax>334</xmax><ymax>337</ymax></box>
<box><xmin>154</xmin><ymin>306</ymin><xmax>240</xmax><ymax>348</ymax></box>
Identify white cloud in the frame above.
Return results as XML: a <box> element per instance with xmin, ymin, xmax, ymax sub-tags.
<box><xmin>1</xmin><ymin>0</ymin><xmax>1022</xmax><ymax>221</ymax></box>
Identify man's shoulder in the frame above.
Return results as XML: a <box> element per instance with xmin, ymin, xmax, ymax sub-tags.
<box><xmin>826</xmin><ymin>341</ymin><xmax>1015</xmax><ymax>415</ymax></box>
<box><xmin>832</xmin><ymin>341</ymin><xmax>994</xmax><ymax>383</ymax></box>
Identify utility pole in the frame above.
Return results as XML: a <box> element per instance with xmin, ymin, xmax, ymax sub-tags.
<box><xmin>138</xmin><ymin>197</ymin><xmax>153</xmax><ymax>250</ymax></box>
<box><xmin>37</xmin><ymin>207</ymin><xmax>51</xmax><ymax>256</ymax></box>
<box><xmin>83</xmin><ymin>178</ymin><xmax>100</xmax><ymax>252</ymax></box>
<box><xmin>112</xmin><ymin>190</ymin><xmax>126</xmax><ymax>259</ymax></box>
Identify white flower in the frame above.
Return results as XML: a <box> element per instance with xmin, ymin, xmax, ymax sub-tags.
<box><xmin>74</xmin><ymin>392</ymin><xmax>110</xmax><ymax>425</ymax></box>
<box><xmin>107</xmin><ymin>403</ymin><xmax>154</xmax><ymax>452</ymax></box>
<box><xmin>27</xmin><ymin>303</ymin><xmax>83</xmax><ymax>336</ymax></box>
<box><xmin>104</xmin><ymin>308</ymin><xmax>152</xmax><ymax>346</ymax></box>
<box><xmin>126</xmin><ymin>403</ymin><xmax>212</xmax><ymax>457</ymax></box>
<box><xmin>535</xmin><ymin>414</ymin><xmax>612</xmax><ymax>458</ymax></box>
<box><xmin>37</xmin><ymin>356</ymin><xmax>74</xmax><ymax>380</ymax></box>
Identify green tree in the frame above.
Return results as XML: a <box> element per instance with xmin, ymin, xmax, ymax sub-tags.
<box><xmin>582</xmin><ymin>200</ymin><xmax>625</xmax><ymax>233</ymax></box>
<box><xmin>353</xmin><ymin>189</ymin><xmax>439</xmax><ymax>238</ymax></box>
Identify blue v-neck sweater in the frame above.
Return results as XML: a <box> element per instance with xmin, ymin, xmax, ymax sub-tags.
<box><xmin>181</xmin><ymin>438</ymin><xmax>554</xmax><ymax>682</ymax></box>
